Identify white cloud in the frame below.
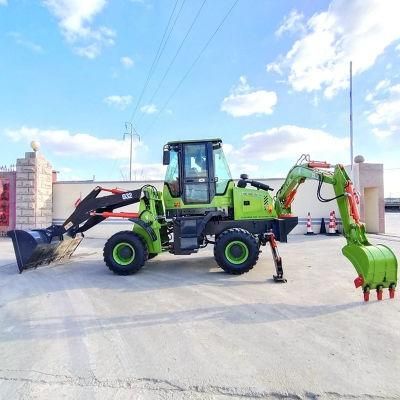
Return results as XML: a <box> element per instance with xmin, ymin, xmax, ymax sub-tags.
<box><xmin>104</xmin><ymin>95</ymin><xmax>133</xmax><ymax>110</ymax></box>
<box><xmin>365</xmin><ymin>79</ymin><xmax>391</xmax><ymax>102</ymax></box>
<box><xmin>275</xmin><ymin>10</ymin><xmax>305</xmax><ymax>37</ymax></box>
<box><xmin>43</xmin><ymin>0</ymin><xmax>115</xmax><ymax>58</ymax></box>
<box><xmin>8</xmin><ymin>32</ymin><xmax>44</xmax><ymax>53</ymax></box>
<box><xmin>120</xmin><ymin>56</ymin><xmax>134</xmax><ymax>68</ymax></box>
<box><xmin>267</xmin><ymin>0</ymin><xmax>400</xmax><ymax>98</ymax></box>
<box><xmin>235</xmin><ymin>125</ymin><xmax>349</xmax><ymax>163</ymax></box>
<box><xmin>221</xmin><ymin>76</ymin><xmax>277</xmax><ymax>117</ymax></box>
<box><xmin>368</xmin><ymin>100</ymin><xmax>400</xmax><ymax>137</ymax></box>
<box><xmin>75</xmin><ymin>43</ymin><xmax>101</xmax><ymax>59</ymax></box>
<box><xmin>371</xmin><ymin>128</ymin><xmax>396</xmax><ymax>139</ymax></box>
<box><xmin>140</xmin><ymin>104</ymin><xmax>158</xmax><ymax>114</ymax></box>
<box><xmin>375</xmin><ymin>79</ymin><xmax>391</xmax><ymax>92</ymax></box>
<box><xmin>121</xmin><ymin>163</ymin><xmax>166</xmax><ymax>181</ymax></box>
<box><xmin>366</xmin><ymin>82</ymin><xmax>400</xmax><ymax>138</ymax></box>
<box><xmin>6</xmin><ymin>126</ymin><xmax>137</xmax><ymax>159</ymax></box>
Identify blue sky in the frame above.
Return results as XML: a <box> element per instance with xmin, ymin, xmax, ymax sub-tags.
<box><xmin>1</xmin><ymin>0</ymin><xmax>399</xmax><ymax>195</ymax></box>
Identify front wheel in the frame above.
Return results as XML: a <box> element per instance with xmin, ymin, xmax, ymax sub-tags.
<box><xmin>103</xmin><ymin>231</ymin><xmax>148</xmax><ymax>275</ymax></box>
<box><xmin>214</xmin><ymin>228</ymin><xmax>259</xmax><ymax>275</ymax></box>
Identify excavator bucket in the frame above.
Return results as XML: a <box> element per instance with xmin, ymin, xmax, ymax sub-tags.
<box><xmin>7</xmin><ymin>229</ymin><xmax>83</xmax><ymax>273</ymax></box>
<box><xmin>342</xmin><ymin>243</ymin><xmax>397</xmax><ymax>299</ymax></box>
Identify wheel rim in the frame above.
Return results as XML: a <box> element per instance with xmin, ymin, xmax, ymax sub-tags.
<box><xmin>225</xmin><ymin>241</ymin><xmax>249</xmax><ymax>264</ymax></box>
<box><xmin>112</xmin><ymin>242</ymin><xmax>135</xmax><ymax>265</ymax></box>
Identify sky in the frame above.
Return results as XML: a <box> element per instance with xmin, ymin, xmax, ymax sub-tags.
<box><xmin>1</xmin><ymin>0</ymin><xmax>399</xmax><ymax>196</ymax></box>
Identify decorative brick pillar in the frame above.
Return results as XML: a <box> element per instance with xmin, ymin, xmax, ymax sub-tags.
<box><xmin>15</xmin><ymin>152</ymin><xmax>53</xmax><ymax>230</ymax></box>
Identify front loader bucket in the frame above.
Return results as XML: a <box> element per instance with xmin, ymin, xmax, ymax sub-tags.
<box><xmin>7</xmin><ymin>229</ymin><xmax>83</xmax><ymax>273</ymax></box>
<box><xmin>342</xmin><ymin>243</ymin><xmax>397</xmax><ymax>292</ymax></box>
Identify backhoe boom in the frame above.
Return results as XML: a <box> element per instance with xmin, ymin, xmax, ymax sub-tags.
<box><xmin>274</xmin><ymin>155</ymin><xmax>397</xmax><ymax>301</ymax></box>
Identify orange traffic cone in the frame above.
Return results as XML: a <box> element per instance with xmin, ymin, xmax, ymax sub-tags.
<box><xmin>332</xmin><ymin>211</ymin><xmax>338</xmax><ymax>233</ymax></box>
<box><xmin>305</xmin><ymin>212</ymin><xmax>315</xmax><ymax>235</ymax></box>
<box><xmin>326</xmin><ymin>211</ymin><xmax>339</xmax><ymax>236</ymax></box>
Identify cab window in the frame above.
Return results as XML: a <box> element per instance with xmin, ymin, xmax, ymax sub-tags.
<box><xmin>165</xmin><ymin>149</ymin><xmax>180</xmax><ymax>197</ymax></box>
<box><xmin>214</xmin><ymin>147</ymin><xmax>232</xmax><ymax>194</ymax></box>
<box><xmin>184</xmin><ymin>144</ymin><xmax>208</xmax><ymax>178</ymax></box>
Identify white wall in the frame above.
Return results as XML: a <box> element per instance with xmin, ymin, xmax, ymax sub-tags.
<box><xmin>52</xmin><ymin>178</ymin><xmax>340</xmax><ymax>238</ymax></box>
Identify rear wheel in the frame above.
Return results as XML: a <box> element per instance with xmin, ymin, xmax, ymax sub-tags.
<box><xmin>214</xmin><ymin>228</ymin><xmax>259</xmax><ymax>275</ymax></box>
<box><xmin>103</xmin><ymin>231</ymin><xmax>148</xmax><ymax>275</ymax></box>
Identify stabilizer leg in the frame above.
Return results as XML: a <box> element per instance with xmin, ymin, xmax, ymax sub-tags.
<box><xmin>265</xmin><ymin>232</ymin><xmax>286</xmax><ymax>283</ymax></box>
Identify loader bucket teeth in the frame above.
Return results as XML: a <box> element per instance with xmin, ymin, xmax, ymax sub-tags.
<box><xmin>7</xmin><ymin>229</ymin><xmax>83</xmax><ymax>273</ymax></box>
<box><xmin>342</xmin><ymin>243</ymin><xmax>397</xmax><ymax>300</ymax></box>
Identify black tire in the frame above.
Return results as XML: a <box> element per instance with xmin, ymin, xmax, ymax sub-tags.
<box><xmin>103</xmin><ymin>231</ymin><xmax>148</xmax><ymax>275</ymax></box>
<box><xmin>214</xmin><ymin>228</ymin><xmax>259</xmax><ymax>275</ymax></box>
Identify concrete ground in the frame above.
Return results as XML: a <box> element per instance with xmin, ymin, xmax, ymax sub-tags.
<box><xmin>0</xmin><ymin>225</ymin><xmax>399</xmax><ymax>399</ymax></box>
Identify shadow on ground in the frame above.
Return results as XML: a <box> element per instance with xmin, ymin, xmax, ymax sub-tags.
<box><xmin>0</xmin><ymin>299</ymin><xmax>362</xmax><ymax>341</ymax></box>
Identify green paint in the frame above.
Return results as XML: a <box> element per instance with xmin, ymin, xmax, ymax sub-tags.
<box><xmin>163</xmin><ymin>181</ymin><xmax>234</xmax><ymax>212</ymax></box>
<box><xmin>112</xmin><ymin>242</ymin><xmax>135</xmax><ymax>265</ymax></box>
<box><xmin>224</xmin><ymin>241</ymin><xmax>249</xmax><ymax>264</ymax></box>
<box><xmin>132</xmin><ymin>186</ymin><xmax>166</xmax><ymax>255</ymax></box>
<box><xmin>233</xmin><ymin>186</ymin><xmax>277</xmax><ymax>220</ymax></box>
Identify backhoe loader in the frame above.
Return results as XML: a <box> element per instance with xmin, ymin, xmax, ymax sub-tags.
<box><xmin>8</xmin><ymin>139</ymin><xmax>398</xmax><ymax>301</ymax></box>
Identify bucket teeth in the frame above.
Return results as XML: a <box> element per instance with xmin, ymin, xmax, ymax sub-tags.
<box><xmin>376</xmin><ymin>287</ymin><xmax>383</xmax><ymax>301</ymax></box>
<box><xmin>363</xmin><ymin>288</ymin><xmax>370</xmax><ymax>302</ymax></box>
<box><xmin>389</xmin><ymin>284</ymin><xmax>396</xmax><ymax>299</ymax></box>
<box><xmin>8</xmin><ymin>229</ymin><xmax>82</xmax><ymax>272</ymax></box>
<box><xmin>354</xmin><ymin>275</ymin><xmax>364</xmax><ymax>288</ymax></box>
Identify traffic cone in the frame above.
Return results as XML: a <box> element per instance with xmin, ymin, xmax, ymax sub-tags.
<box><xmin>319</xmin><ymin>217</ymin><xmax>327</xmax><ymax>234</ymax></box>
<box><xmin>304</xmin><ymin>212</ymin><xmax>315</xmax><ymax>235</ymax></box>
<box><xmin>332</xmin><ymin>210</ymin><xmax>339</xmax><ymax>233</ymax></box>
<box><xmin>326</xmin><ymin>211</ymin><xmax>339</xmax><ymax>236</ymax></box>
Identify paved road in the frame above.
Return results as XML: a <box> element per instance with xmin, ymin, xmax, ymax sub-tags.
<box><xmin>0</xmin><ymin>233</ymin><xmax>399</xmax><ymax>399</ymax></box>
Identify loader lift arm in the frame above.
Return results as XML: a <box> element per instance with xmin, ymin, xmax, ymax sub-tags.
<box><xmin>51</xmin><ymin>186</ymin><xmax>143</xmax><ymax>238</ymax></box>
<box><xmin>274</xmin><ymin>155</ymin><xmax>398</xmax><ymax>301</ymax></box>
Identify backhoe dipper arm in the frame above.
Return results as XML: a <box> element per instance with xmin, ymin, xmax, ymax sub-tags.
<box><xmin>274</xmin><ymin>156</ymin><xmax>397</xmax><ymax>301</ymax></box>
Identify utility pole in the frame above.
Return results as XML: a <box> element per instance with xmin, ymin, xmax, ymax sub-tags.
<box><xmin>123</xmin><ymin>122</ymin><xmax>141</xmax><ymax>181</ymax></box>
<box><xmin>350</xmin><ymin>61</ymin><xmax>353</xmax><ymax>171</ymax></box>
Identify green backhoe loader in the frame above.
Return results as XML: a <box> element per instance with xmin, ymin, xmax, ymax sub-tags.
<box><xmin>8</xmin><ymin>139</ymin><xmax>398</xmax><ymax>301</ymax></box>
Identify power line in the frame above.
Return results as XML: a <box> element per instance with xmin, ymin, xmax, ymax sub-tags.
<box><xmin>143</xmin><ymin>0</ymin><xmax>240</xmax><ymax>135</ymax></box>
<box><xmin>128</xmin><ymin>0</ymin><xmax>183</xmax><ymax>124</ymax></box>
<box><xmin>136</xmin><ymin>0</ymin><xmax>207</xmax><ymax>126</ymax></box>
<box><xmin>151</xmin><ymin>0</ymin><xmax>187</xmax><ymax>81</ymax></box>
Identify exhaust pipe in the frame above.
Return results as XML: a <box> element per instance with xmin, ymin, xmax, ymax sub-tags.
<box><xmin>7</xmin><ymin>229</ymin><xmax>83</xmax><ymax>273</ymax></box>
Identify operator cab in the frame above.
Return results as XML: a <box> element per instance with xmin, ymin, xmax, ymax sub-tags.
<box><xmin>163</xmin><ymin>139</ymin><xmax>232</xmax><ymax>205</ymax></box>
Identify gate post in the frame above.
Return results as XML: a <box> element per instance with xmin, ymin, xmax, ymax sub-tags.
<box><xmin>15</xmin><ymin>151</ymin><xmax>53</xmax><ymax>230</ymax></box>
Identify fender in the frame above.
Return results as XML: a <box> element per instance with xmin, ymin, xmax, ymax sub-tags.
<box><xmin>131</xmin><ymin>218</ymin><xmax>162</xmax><ymax>254</ymax></box>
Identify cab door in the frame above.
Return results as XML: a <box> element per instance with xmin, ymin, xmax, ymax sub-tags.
<box><xmin>182</xmin><ymin>142</ymin><xmax>215</xmax><ymax>204</ymax></box>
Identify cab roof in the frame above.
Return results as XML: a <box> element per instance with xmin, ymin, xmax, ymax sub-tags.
<box><xmin>166</xmin><ymin>138</ymin><xmax>222</xmax><ymax>146</ymax></box>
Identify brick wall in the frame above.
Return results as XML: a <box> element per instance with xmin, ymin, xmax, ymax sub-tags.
<box><xmin>15</xmin><ymin>152</ymin><xmax>53</xmax><ymax>230</ymax></box>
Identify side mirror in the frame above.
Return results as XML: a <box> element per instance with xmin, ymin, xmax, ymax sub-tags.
<box><xmin>163</xmin><ymin>149</ymin><xmax>170</xmax><ymax>165</ymax></box>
